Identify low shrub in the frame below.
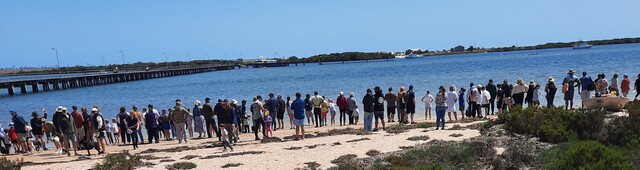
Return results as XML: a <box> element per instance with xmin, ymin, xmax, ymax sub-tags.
<box><xmin>166</xmin><ymin>162</ymin><xmax>197</xmax><ymax>170</ymax></box>
<box><xmin>541</xmin><ymin>141</ymin><xmax>632</xmax><ymax>170</ymax></box>
<box><xmin>366</xmin><ymin>150</ymin><xmax>381</xmax><ymax>157</ymax></box>
<box><xmin>0</xmin><ymin>157</ymin><xmax>21</xmax><ymax>170</ymax></box>
<box><xmin>501</xmin><ymin>106</ymin><xmax>605</xmax><ymax>143</ymax></box>
<box><xmin>93</xmin><ymin>152</ymin><xmax>142</xmax><ymax>170</ymax></box>
<box><xmin>601</xmin><ymin>102</ymin><xmax>640</xmax><ymax>148</ymax></box>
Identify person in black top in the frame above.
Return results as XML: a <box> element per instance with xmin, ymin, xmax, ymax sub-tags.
<box><xmin>126</xmin><ymin>113</ymin><xmax>139</xmax><ymax>150</ymax></box>
<box><xmin>406</xmin><ymin>85</ymin><xmax>417</xmax><ymax>124</ymax></box>
<box><xmin>635</xmin><ymin>74</ymin><xmax>640</xmax><ymax>100</ymax></box>
<box><xmin>304</xmin><ymin>94</ymin><xmax>314</xmax><ymax>127</ymax></box>
<box><xmin>202</xmin><ymin>98</ymin><xmax>220</xmax><ymax>139</ymax></box>
<box><xmin>91</xmin><ymin>107</ymin><xmax>106</xmax><ymax>154</ymax></box>
<box><xmin>30</xmin><ymin>111</ymin><xmax>46</xmax><ymax>151</ymax></box>
<box><xmin>277</xmin><ymin>95</ymin><xmax>286</xmax><ymax>130</ymax></box>
<box><xmin>373</xmin><ymin>86</ymin><xmax>386</xmax><ymax>131</ymax></box>
<box><xmin>545</xmin><ymin>77</ymin><xmax>558</xmax><ymax>108</ymax></box>
<box><xmin>486</xmin><ymin>79</ymin><xmax>497</xmax><ymax>115</ymax></box>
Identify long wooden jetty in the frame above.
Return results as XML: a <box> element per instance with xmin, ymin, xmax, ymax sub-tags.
<box><xmin>0</xmin><ymin>65</ymin><xmax>233</xmax><ymax>96</ymax></box>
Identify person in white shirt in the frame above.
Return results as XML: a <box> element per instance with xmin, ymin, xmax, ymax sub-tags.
<box><xmin>532</xmin><ymin>84</ymin><xmax>541</xmax><ymax>108</ymax></box>
<box><xmin>478</xmin><ymin>85</ymin><xmax>492</xmax><ymax>119</ymax></box>
<box><xmin>421</xmin><ymin>90</ymin><xmax>434</xmax><ymax>120</ymax></box>
<box><xmin>467</xmin><ymin>83</ymin><xmax>480</xmax><ymax>118</ymax></box>
<box><xmin>446</xmin><ymin>85</ymin><xmax>459</xmax><ymax>121</ymax></box>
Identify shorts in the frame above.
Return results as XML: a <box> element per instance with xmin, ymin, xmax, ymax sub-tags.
<box><xmin>288</xmin><ymin>113</ymin><xmax>295</xmax><ymax>119</ymax></box>
<box><xmin>374</xmin><ymin>111</ymin><xmax>384</xmax><ymax>120</ymax></box>
<box><xmin>76</xmin><ymin>127</ymin><xmax>85</xmax><ymax>138</ymax></box>
<box><xmin>446</xmin><ymin>105</ymin><xmax>457</xmax><ymax>112</ymax></box>
<box><xmin>277</xmin><ymin>110</ymin><xmax>285</xmax><ymax>119</ymax></box>
<box><xmin>406</xmin><ymin>105</ymin><xmax>416</xmax><ymax>114</ymax></box>
<box><xmin>294</xmin><ymin>119</ymin><xmax>305</xmax><ymax>126</ymax></box>
<box><xmin>459</xmin><ymin>104</ymin><xmax>465</xmax><ymax>111</ymax></box>
<box><xmin>387</xmin><ymin>107</ymin><xmax>396</xmax><ymax>115</ymax></box>
<box><xmin>17</xmin><ymin>133</ymin><xmax>27</xmax><ymax>142</ymax></box>
<box><xmin>564</xmin><ymin>89</ymin><xmax>574</xmax><ymax>100</ymax></box>
<box><xmin>63</xmin><ymin>133</ymin><xmax>77</xmax><ymax>143</ymax></box>
<box><xmin>305</xmin><ymin>110</ymin><xmax>313</xmax><ymax>118</ymax></box>
<box><xmin>580</xmin><ymin>90</ymin><xmax>591</xmax><ymax>100</ymax></box>
<box><xmin>97</xmin><ymin>131</ymin><xmax>106</xmax><ymax>138</ymax></box>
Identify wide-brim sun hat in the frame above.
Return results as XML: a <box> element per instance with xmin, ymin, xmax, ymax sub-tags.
<box><xmin>231</xmin><ymin>99</ymin><xmax>238</xmax><ymax>105</ymax></box>
<box><xmin>548</xmin><ymin>77</ymin><xmax>555</xmax><ymax>82</ymax></box>
<box><xmin>567</xmin><ymin>69</ymin><xmax>575</xmax><ymax>74</ymax></box>
<box><xmin>91</xmin><ymin>108</ymin><xmax>98</xmax><ymax>112</ymax></box>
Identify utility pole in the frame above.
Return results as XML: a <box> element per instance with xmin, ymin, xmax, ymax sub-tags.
<box><xmin>119</xmin><ymin>50</ymin><xmax>125</xmax><ymax>65</ymax></box>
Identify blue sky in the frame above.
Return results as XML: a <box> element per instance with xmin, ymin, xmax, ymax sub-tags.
<box><xmin>1</xmin><ymin>0</ymin><xmax>638</xmax><ymax>68</ymax></box>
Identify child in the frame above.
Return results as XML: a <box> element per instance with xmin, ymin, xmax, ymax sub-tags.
<box><xmin>111</xmin><ymin>118</ymin><xmax>120</xmax><ymax>145</ymax></box>
<box><xmin>458</xmin><ymin>88</ymin><xmax>466</xmax><ymax>118</ymax></box>
<box><xmin>160</xmin><ymin>110</ymin><xmax>172</xmax><ymax>141</ymax></box>
<box><xmin>421</xmin><ymin>91</ymin><xmax>434</xmax><ymax>120</ymax></box>
<box><xmin>329</xmin><ymin>99</ymin><xmax>337</xmax><ymax>126</ymax></box>
<box><xmin>353</xmin><ymin>107</ymin><xmax>360</xmax><ymax>125</ymax></box>
<box><xmin>219</xmin><ymin>124</ymin><xmax>233</xmax><ymax>152</ymax></box>
<box><xmin>8</xmin><ymin>123</ymin><xmax>19</xmax><ymax>154</ymax></box>
<box><xmin>321</xmin><ymin>97</ymin><xmax>329</xmax><ymax>126</ymax></box>
<box><xmin>243</xmin><ymin>114</ymin><xmax>250</xmax><ymax>133</ymax></box>
<box><xmin>105</xmin><ymin>120</ymin><xmax>114</xmax><ymax>145</ymax></box>
<box><xmin>532</xmin><ymin>84</ymin><xmax>541</xmax><ymax>108</ymax></box>
<box><xmin>264</xmin><ymin>111</ymin><xmax>273</xmax><ymax>137</ymax></box>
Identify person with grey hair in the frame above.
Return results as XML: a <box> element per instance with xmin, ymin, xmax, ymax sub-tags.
<box><xmin>347</xmin><ymin>92</ymin><xmax>358</xmax><ymax>125</ymax></box>
<box><xmin>446</xmin><ymin>85</ymin><xmax>459</xmax><ymax>121</ymax></box>
<box><xmin>171</xmin><ymin>99</ymin><xmax>189</xmax><ymax>144</ymax></box>
<box><xmin>192</xmin><ymin>100</ymin><xmax>205</xmax><ymax>138</ymax></box>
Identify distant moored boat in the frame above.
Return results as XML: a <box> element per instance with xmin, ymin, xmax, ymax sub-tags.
<box><xmin>573</xmin><ymin>41</ymin><xmax>592</xmax><ymax>49</ymax></box>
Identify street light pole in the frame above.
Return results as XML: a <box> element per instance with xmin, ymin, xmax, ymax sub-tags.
<box><xmin>51</xmin><ymin>48</ymin><xmax>61</xmax><ymax>79</ymax></box>
<box><xmin>119</xmin><ymin>50</ymin><xmax>125</xmax><ymax>65</ymax></box>
<box><xmin>163</xmin><ymin>52</ymin><xmax>168</xmax><ymax>68</ymax></box>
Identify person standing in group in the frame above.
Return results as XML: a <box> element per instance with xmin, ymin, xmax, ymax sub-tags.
<box><xmin>110</xmin><ymin>118</ymin><xmax>120</xmax><ymax>144</ymax></box>
<box><xmin>563</xmin><ymin>69</ymin><xmax>581</xmax><ymax>110</ymax></box>
<box><xmin>10</xmin><ymin>110</ymin><xmax>28</xmax><ymax>154</ymax></box>
<box><xmin>532</xmin><ymin>84</ymin><xmax>542</xmax><ymax>108</ymax></box>
<box><xmin>287</xmin><ymin>96</ymin><xmax>295</xmax><ymax>129</ymax></box>
<box><xmin>310</xmin><ymin>91</ymin><xmax>324</xmax><ymax>127</ymax></box>
<box><xmin>421</xmin><ymin>90</ymin><xmax>433</xmax><ymax>120</ymax></box>
<box><xmin>596</xmin><ymin>74</ymin><xmax>609</xmax><ymax>97</ymax></box>
<box><xmin>291</xmin><ymin>93</ymin><xmax>306</xmax><ymax>140</ymax></box>
<box><xmin>105</xmin><ymin>119</ymin><xmax>114</xmax><ymax>145</ymax></box>
<box><xmin>160</xmin><ymin>110</ymin><xmax>171</xmax><ymax>141</ymax></box>
<box><xmin>239</xmin><ymin>100</ymin><xmax>248</xmax><ymax>133</ymax></box>
<box><xmin>264</xmin><ymin>111</ymin><xmax>273</xmax><ymax>137</ymax></box>
<box><xmin>621</xmin><ymin>75</ymin><xmax>631</xmax><ymax>98</ymax></box>
<box><xmin>478</xmin><ymin>85</ymin><xmax>491</xmax><ymax>118</ymax></box>
<box><xmin>116</xmin><ymin>107</ymin><xmax>130</xmax><ymax>145</ymax></box>
<box><xmin>337</xmin><ymin>92</ymin><xmax>349</xmax><ymax>126</ymax></box>
<box><xmin>347</xmin><ymin>92</ymin><xmax>358</xmax><ymax>125</ymax></box>
<box><xmin>192</xmin><ymin>101</ymin><xmax>205</xmax><ymax>138</ymax></box>
<box><xmin>145</xmin><ymin>104</ymin><xmax>160</xmax><ymax>143</ymax></box>
<box><xmin>304</xmin><ymin>94</ymin><xmax>314</xmax><ymax>127</ymax></box>
<box><xmin>329</xmin><ymin>99</ymin><xmax>337</xmax><ymax>125</ymax></box>
<box><xmin>55</xmin><ymin>107</ymin><xmax>79</xmax><ymax>156</ymax></box>
<box><xmin>512</xmin><ymin>79</ymin><xmax>529</xmax><ymax>107</ymax></box>
<box><xmin>446</xmin><ymin>85</ymin><xmax>458</xmax><ymax>121</ymax></box>
<box><xmin>172</xmin><ymin>99</ymin><xmax>190</xmax><ymax>144</ymax></box>
<box><xmin>435</xmin><ymin>86</ymin><xmax>447</xmax><ymax>130</ymax></box>
<box><xmin>266</xmin><ymin>93</ymin><xmax>279</xmax><ymax>131</ymax></box>
<box><xmin>251</xmin><ymin>96</ymin><xmax>266</xmax><ymax>140</ymax></box>
<box><xmin>277</xmin><ymin>95</ymin><xmax>286</xmax><ymax>130</ymax></box>
<box><xmin>362</xmin><ymin>89</ymin><xmax>375</xmax><ymax>131</ymax></box>
<box><xmin>496</xmin><ymin>85</ymin><xmax>503</xmax><ymax>113</ymax></box>
<box><xmin>397</xmin><ymin>87</ymin><xmax>407</xmax><ymax>123</ymax></box>
<box><xmin>610</xmin><ymin>74</ymin><xmax>620</xmax><ymax>96</ymax></box>
<box><xmin>385</xmin><ymin>88</ymin><xmax>398</xmax><ymax>122</ymax></box>
<box><xmin>230</xmin><ymin>99</ymin><xmax>240</xmax><ymax>142</ymax></box>
<box><xmin>501</xmin><ymin>80</ymin><xmax>513</xmax><ymax>110</ymax></box>
<box><xmin>219</xmin><ymin>124</ymin><xmax>233</xmax><ymax>152</ymax></box>
<box><xmin>91</xmin><ymin>107</ymin><xmax>107</xmax><ymax>154</ymax></box>
<box><xmin>579</xmin><ymin>72</ymin><xmax>595</xmax><ymax>107</ymax></box>
<box><xmin>202</xmin><ymin>98</ymin><xmax>220</xmax><ymax>140</ymax></box>
<box><xmin>70</xmin><ymin>106</ymin><xmax>85</xmax><ymax>144</ymax></box>
<box><xmin>131</xmin><ymin>106</ymin><xmax>145</xmax><ymax>144</ymax></box>
<box><xmin>405</xmin><ymin>85</ymin><xmax>417</xmax><ymax>124</ymax></box>
<box><xmin>220</xmin><ymin>99</ymin><xmax>236</xmax><ymax>143</ymax></box>
<box><xmin>635</xmin><ymin>74</ymin><xmax>640</xmax><ymax>100</ymax></box>
<box><xmin>486</xmin><ymin>79</ymin><xmax>497</xmax><ymax>115</ymax></box>
<box><xmin>30</xmin><ymin>111</ymin><xmax>46</xmax><ymax>151</ymax></box>
<box><xmin>525</xmin><ymin>81</ymin><xmax>536</xmax><ymax>108</ymax></box>
<box><xmin>468</xmin><ymin>83</ymin><xmax>479</xmax><ymax>118</ymax></box>
<box><xmin>321</xmin><ymin>96</ymin><xmax>329</xmax><ymax>126</ymax></box>
<box><xmin>373</xmin><ymin>87</ymin><xmax>386</xmax><ymax>131</ymax></box>
<box><xmin>43</xmin><ymin>120</ymin><xmax>62</xmax><ymax>153</ymax></box>
<box><xmin>185</xmin><ymin>107</ymin><xmax>194</xmax><ymax>138</ymax></box>
<box><xmin>125</xmin><ymin>109</ymin><xmax>139</xmax><ymax>150</ymax></box>
<box><xmin>545</xmin><ymin>77</ymin><xmax>558</xmax><ymax>108</ymax></box>
<box><xmin>458</xmin><ymin>88</ymin><xmax>467</xmax><ymax>117</ymax></box>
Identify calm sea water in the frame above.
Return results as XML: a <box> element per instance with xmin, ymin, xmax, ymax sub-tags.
<box><xmin>1</xmin><ymin>43</ymin><xmax>639</xmax><ymax>128</ymax></box>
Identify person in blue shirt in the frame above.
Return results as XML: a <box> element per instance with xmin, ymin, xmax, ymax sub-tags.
<box><xmin>291</xmin><ymin>92</ymin><xmax>306</xmax><ymax>141</ymax></box>
<box><xmin>267</xmin><ymin>93</ymin><xmax>279</xmax><ymax>131</ymax></box>
<box><xmin>458</xmin><ymin>88</ymin><xmax>466</xmax><ymax>118</ymax></box>
<box><xmin>10</xmin><ymin>109</ymin><xmax>28</xmax><ymax>154</ymax></box>
<box><xmin>579</xmin><ymin>71</ymin><xmax>594</xmax><ymax>107</ymax></box>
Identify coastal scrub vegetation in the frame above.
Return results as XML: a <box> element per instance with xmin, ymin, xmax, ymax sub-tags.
<box><xmin>0</xmin><ymin>157</ymin><xmax>22</xmax><ymax>170</ymax></box>
<box><xmin>92</xmin><ymin>152</ymin><xmax>143</xmax><ymax>170</ymax></box>
<box><xmin>166</xmin><ymin>162</ymin><xmax>197</xmax><ymax>170</ymax></box>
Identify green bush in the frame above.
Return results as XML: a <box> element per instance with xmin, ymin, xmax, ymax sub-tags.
<box><xmin>501</xmin><ymin>106</ymin><xmax>605</xmax><ymax>143</ymax></box>
<box><xmin>542</xmin><ymin>141</ymin><xmax>632</xmax><ymax>170</ymax></box>
<box><xmin>0</xmin><ymin>157</ymin><xmax>21</xmax><ymax>170</ymax></box>
<box><xmin>166</xmin><ymin>162</ymin><xmax>197</xmax><ymax>170</ymax></box>
<box><xmin>601</xmin><ymin>102</ymin><xmax>640</xmax><ymax>148</ymax></box>
<box><xmin>93</xmin><ymin>152</ymin><xmax>142</xmax><ymax>170</ymax></box>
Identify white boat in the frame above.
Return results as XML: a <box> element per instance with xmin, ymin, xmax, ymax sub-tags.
<box><xmin>405</xmin><ymin>53</ymin><xmax>422</xmax><ymax>59</ymax></box>
<box><xmin>394</xmin><ymin>55</ymin><xmax>406</xmax><ymax>59</ymax></box>
<box><xmin>573</xmin><ymin>41</ymin><xmax>592</xmax><ymax>49</ymax></box>
<box><xmin>255</xmin><ymin>56</ymin><xmax>277</xmax><ymax>64</ymax></box>
<box><xmin>583</xmin><ymin>95</ymin><xmax>628</xmax><ymax>111</ymax></box>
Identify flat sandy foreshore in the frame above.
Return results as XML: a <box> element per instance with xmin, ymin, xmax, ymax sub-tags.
<box><xmin>11</xmin><ymin>116</ymin><xmax>488</xmax><ymax>170</ymax></box>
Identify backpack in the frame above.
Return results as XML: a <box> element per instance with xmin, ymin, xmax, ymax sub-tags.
<box><xmin>587</xmin><ymin>77</ymin><xmax>596</xmax><ymax>91</ymax></box>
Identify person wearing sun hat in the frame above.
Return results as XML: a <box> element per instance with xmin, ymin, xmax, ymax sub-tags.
<box><xmin>545</xmin><ymin>77</ymin><xmax>558</xmax><ymax>108</ymax></box>
<box><xmin>562</xmin><ymin>69</ymin><xmax>581</xmax><ymax>110</ymax></box>
<box><xmin>192</xmin><ymin>100</ymin><xmax>205</xmax><ymax>138</ymax></box>
<box><xmin>10</xmin><ymin>109</ymin><xmax>28</xmax><ymax>154</ymax></box>
<box><xmin>91</xmin><ymin>107</ymin><xmax>107</xmax><ymax>154</ymax></box>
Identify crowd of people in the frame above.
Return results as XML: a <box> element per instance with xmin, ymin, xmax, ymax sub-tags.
<box><xmin>1</xmin><ymin>69</ymin><xmax>639</xmax><ymax>156</ymax></box>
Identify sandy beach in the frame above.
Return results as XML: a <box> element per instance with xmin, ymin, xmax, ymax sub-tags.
<box><xmin>9</xmin><ymin>115</ymin><xmax>488</xmax><ymax>170</ymax></box>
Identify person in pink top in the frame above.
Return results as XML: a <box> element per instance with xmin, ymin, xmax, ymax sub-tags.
<box><xmin>336</xmin><ymin>92</ymin><xmax>349</xmax><ymax>126</ymax></box>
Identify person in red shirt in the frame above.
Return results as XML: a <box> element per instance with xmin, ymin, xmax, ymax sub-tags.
<box><xmin>336</xmin><ymin>91</ymin><xmax>349</xmax><ymax>126</ymax></box>
<box><xmin>8</xmin><ymin>124</ymin><xmax>18</xmax><ymax>153</ymax></box>
<box><xmin>71</xmin><ymin>106</ymin><xmax>85</xmax><ymax>141</ymax></box>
